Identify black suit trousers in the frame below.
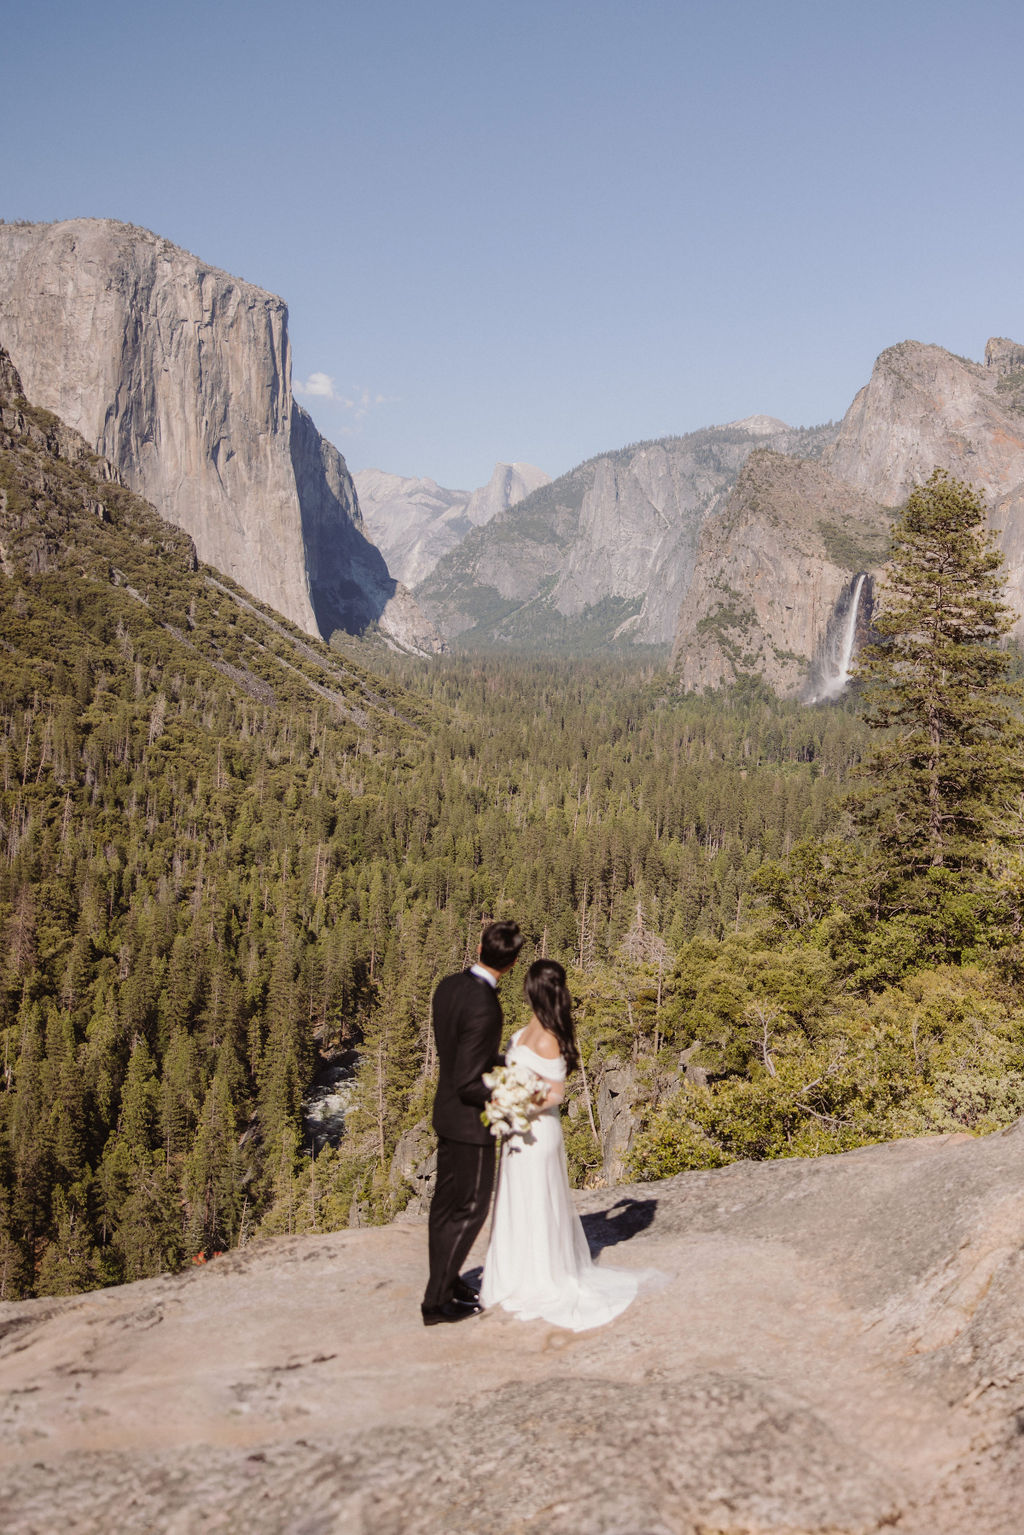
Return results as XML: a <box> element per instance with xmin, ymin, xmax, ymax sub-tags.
<box><xmin>423</xmin><ymin>1136</ymin><xmax>496</xmax><ymax>1308</ymax></box>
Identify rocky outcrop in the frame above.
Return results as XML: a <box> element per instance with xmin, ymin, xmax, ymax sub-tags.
<box><xmin>0</xmin><ymin>218</ymin><xmax>439</xmax><ymax>653</ymax></box>
<box><xmin>823</xmin><ymin>338</ymin><xmax>1024</xmax><ymax>638</ymax></box>
<box><xmin>1</xmin><ymin>1122</ymin><xmax>1022</xmax><ymax>1532</ymax></box>
<box><xmin>673</xmin><ymin>451</ymin><xmax>890</xmax><ymax>696</ymax></box>
<box><xmin>0</xmin><ymin>346</ymin><xmax>126</xmax><ymax>494</ymax></box>
<box><xmin>355</xmin><ymin>460</ymin><xmax>549</xmax><ymax>587</ymax></box>
<box><xmin>594</xmin><ymin>1059</ymin><xmax>645</xmax><ymax>1182</ymax></box>
<box><xmin>985</xmin><ymin>336</ymin><xmax>1024</xmax><ymax>376</ymax></box>
<box><xmin>417</xmin><ymin>421</ymin><xmax>838</xmax><ymax>650</ymax></box>
<box><xmin>825</xmin><ymin>340</ymin><xmax>1024</xmax><ymax>512</ymax></box>
<box><xmin>388</xmin><ymin>1120</ymin><xmax>437</xmax><ymax>1214</ymax></box>
<box><xmin>673</xmin><ymin>337</ymin><xmax>1024</xmax><ymax>693</ymax></box>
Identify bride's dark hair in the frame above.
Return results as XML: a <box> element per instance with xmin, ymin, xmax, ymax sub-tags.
<box><xmin>524</xmin><ymin>959</ymin><xmax>579</xmax><ymax>1073</ymax></box>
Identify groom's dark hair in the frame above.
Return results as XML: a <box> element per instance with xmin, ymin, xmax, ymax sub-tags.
<box><xmin>479</xmin><ymin>920</ymin><xmax>524</xmax><ymax>972</ymax></box>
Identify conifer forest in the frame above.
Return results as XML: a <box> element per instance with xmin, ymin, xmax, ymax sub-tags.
<box><xmin>3</xmin><ymin>386</ymin><xmax>1024</xmax><ymax>1301</ymax></box>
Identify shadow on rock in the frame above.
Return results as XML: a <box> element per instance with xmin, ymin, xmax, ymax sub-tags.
<box><xmin>581</xmin><ymin>1196</ymin><xmax>657</xmax><ymax>1254</ymax></box>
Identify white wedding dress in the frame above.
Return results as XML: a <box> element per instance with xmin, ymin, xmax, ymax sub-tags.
<box><xmin>480</xmin><ymin>1030</ymin><xmax>640</xmax><ymax>1331</ymax></box>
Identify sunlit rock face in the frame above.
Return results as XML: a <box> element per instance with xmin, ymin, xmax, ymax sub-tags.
<box><xmin>0</xmin><ymin>218</ymin><xmax>439</xmax><ymax>652</ymax></box>
<box><xmin>673</xmin><ymin>337</ymin><xmax>1024</xmax><ymax>695</ymax></box>
<box><xmin>823</xmin><ymin>337</ymin><xmax>1024</xmax><ymax>638</ymax></box>
<box><xmin>672</xmin><ymin>451</ymin><xmax>890</xmax><ymax>697</ymax></box>
<box><xmin>416</xmin><ymin>421</ymin><xmax>839</xmax><ymax>649</ymax></box>
<box><xmin>826</xmin><ymin>339</ymin><xmax>1024</xmax><ymax>509</ymax></box>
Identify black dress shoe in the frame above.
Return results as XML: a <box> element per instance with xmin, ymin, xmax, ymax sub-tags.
<box><xmin>452</xmin><ymin>1277</ymin><xmax>480</xmax><ymax>1304</ymax></box>
<box><xmin>421</xmin><ymin>1300</ymin><xmax>480</xmax><ymax>1326</ymax></box>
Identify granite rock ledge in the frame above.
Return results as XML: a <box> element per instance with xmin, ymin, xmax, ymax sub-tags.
<box><xmin>0</xmin><ymin>1122</ymin><xmax>1021</xmax><ymax>1533</ymax></box>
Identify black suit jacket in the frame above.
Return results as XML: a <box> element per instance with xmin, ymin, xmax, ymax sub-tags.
<box><xmin>431</xmin><ymin>969</ymin><xmax>504</xmax><ymax>1145</ymax></box>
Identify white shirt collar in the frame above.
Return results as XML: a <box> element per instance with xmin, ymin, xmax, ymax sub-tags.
<box><xmin>469</xmin><ymin>963</ymin><xmax>498</xmax><ymax>988</ymax></box>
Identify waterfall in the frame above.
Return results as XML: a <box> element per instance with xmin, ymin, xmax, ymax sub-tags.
<box><xmin>811</xmin><ymin>574</ymin><xmax>867</xmax><ymax>702</ymax></box>
<box><xmin>835</xmin><ymin>572</ymin><xmax>866</xmax><ymax>689</ymax></box>
<box><xmin>303</xmin><ymin>1057</ymin><xmax>357</xmax><ymax>1149</ymax></box>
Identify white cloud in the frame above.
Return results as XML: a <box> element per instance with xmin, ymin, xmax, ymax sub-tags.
<box><xmin>294</xmin><ymin>370</ymin><xmax>338</xmax><ymax>400</ymax></box>
<box><xmin>340</xmin><ymin>386</ymin><xmax>397</xmax><ymax>423</ymax></box>
<box><xmin>294</xmin><ymin>374</ymin><xmax>398</xmax><ymax>434</ymax></box>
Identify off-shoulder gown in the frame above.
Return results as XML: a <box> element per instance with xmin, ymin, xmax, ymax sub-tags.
<box><xmin>480</xmin><ymin>1030</ymin><xmax>639</xmax><ymax>1331</ymax></box>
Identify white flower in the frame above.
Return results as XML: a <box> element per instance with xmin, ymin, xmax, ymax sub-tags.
<box><xmin>481</xmin><ymin>1063</ymin><xmax>543</xmax><ymax>1139</ymax></box>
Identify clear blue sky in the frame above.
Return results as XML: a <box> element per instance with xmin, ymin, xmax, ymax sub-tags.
<box><xmin>5</xmin><ymin>0</ymin><xmax>1023</xmax><ymax>489</ymax></box>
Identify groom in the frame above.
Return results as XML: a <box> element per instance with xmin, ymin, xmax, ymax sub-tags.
<box><xmin>421</xmin><ymin>919</ymin><xmax>524</xmax><ymax>1326</ymax></box>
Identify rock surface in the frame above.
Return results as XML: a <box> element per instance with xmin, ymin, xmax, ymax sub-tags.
<box><xmin>416</xmin><ymin>422</ymin><xmax>838</xmax><ymax>649</ymax></box>
<box><xmin>672</xmin><ymin>451</ymin><xmax>890</xmax><ymax>696</ymax></box>
<box><xmin>0</xmin><ymin>219</ymin><xmax>439</xmax><ymax>654</ymax></box>
<box><xmin>672</xmin><ymin>337</ymin><xmax>1024</xmax><ymax>692</ymax></box>
<box><xmin>0</xmin><ymin>347</ymin><xmax>128</xmax><ymax>501</ymax></box>
<box><xmin>1</xmin><ymin>1123</ymin><xmax>1022</xmax><ymax>1533</ymax></box>
<box><xmin>825</xmin><ymin>340</ymin><xmax>1024</xmax><ymax>514</ymax></box>
<box><xmin>823</xmin><ymin>338</ymin><xmax>1024</xmax><ymax>637</ymax></box>
<box><xmin>355</xmin><ymin>461</ymin><xmax>549</xmax><ymax>587</ymax></box>
<box><xmin>594</xmin><ymin>1058</ymin><xmax>648</xmax><ymax>1183</ymax></box>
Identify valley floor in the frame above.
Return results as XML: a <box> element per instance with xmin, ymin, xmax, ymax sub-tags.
<box><xmin>1</xmin><ymin>1125</ymin><xmax>1022</xmax><ymax>1534</ymax></box>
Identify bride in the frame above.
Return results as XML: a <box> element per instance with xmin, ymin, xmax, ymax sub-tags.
<box><xmin>480</xmin><ymin>958</ymin><xmax>640</xmax><ymax>1331</ymax></box>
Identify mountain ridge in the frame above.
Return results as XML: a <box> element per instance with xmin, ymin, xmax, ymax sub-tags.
<box><xmin>415</xmin><ymin>419</ymin><xmax>839</xmax><ymax>651</ymax></box>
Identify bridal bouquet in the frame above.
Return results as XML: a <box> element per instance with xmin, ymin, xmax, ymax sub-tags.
<box><xmin>481</xmin><ymin>1062</ymin><xmax>544</xmax><ymax>1139</ymax></box>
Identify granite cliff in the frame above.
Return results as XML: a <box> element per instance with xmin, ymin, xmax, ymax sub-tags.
<box><xmin>673</xmin><ymin>337</ymin><xmax>1024</xmax><ymax>695</ymax></box>
<box><xmin>672</xmin><ymin>452</ymin><xmax>890</xmax><ymax>696</ymax></box>
<box><xmin>0</xmin><ymin>344</ymin><xmax>416</xmax><ymax>736</ymax></box>
<box><xmin>355</xmin><ymin>459</ymin><xmax>549</xmax><ymax>587</ymax></box>
<box><xmin>0</xmin><ymin>218</ymin><xmax>438</xmax><ymax>653</ymax></box>
<box><xmin>415</xmin><ymin>418</ymin><xmax>838</xmax><ymax>650</ymax></box>
<box><xmin>1</xmin><ymin>1123</ymin><xmax>1021</xmax><ymax>1533</ymax></box>
<box><xmin>824</xmin><ymin>337</ymin><xmax>1024</xmax><ymax>628</ymax></box>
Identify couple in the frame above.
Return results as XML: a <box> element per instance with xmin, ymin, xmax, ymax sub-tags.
<box><xmin>421</xmin><ymin>920</ymin><xmax>640</xmax><ymax>1331</ymax></box>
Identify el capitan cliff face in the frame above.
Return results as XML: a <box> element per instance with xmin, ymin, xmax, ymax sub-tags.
<box><xmin>0</xmin><ymin>218</ymin><xmax>438</xmax><ymax>652</ymax></box>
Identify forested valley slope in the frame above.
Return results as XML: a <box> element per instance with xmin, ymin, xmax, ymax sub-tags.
<box><xmin>1</xmin><ymin>348</ymin><xmax>1024</xmax><ymax>1307</ymax></box>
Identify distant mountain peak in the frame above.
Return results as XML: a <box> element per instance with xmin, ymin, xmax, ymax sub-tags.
<box><xmin>355</xmin><ymin>460</ymin><xmax>550</xmax><ymax>587</ymax></box>
<box><xmin>724</xmin><ymin>414</ymin><xmax>791</xmax><ymax>435</ymax></box>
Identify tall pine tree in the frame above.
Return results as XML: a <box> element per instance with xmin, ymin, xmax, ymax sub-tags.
<box><xmin>852</xmin><ymin>468</ymin><xmax>1024</xmax><ymax>960</ymax></box>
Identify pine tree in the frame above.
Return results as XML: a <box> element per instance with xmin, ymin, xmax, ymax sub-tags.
<box><xmin>184</xmin><ymin>1070</ymin><xmax>243</xmax><ymax>1255</ymax></box>
<box><xmin>852</xmin><ymin>468</ymin><xmax>1024</xmax><ymax>958</ymax></box>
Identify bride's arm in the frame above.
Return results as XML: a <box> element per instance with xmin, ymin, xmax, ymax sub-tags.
<box><xmin>533</xmin><ymin>1075</ymin><xmax>565</xmax><ymax>1111</ymax></box>
<box><xmin>523</xmin><ymin>1025</ymin><xmax>566</xmax><ymax>1110</ymax></box>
